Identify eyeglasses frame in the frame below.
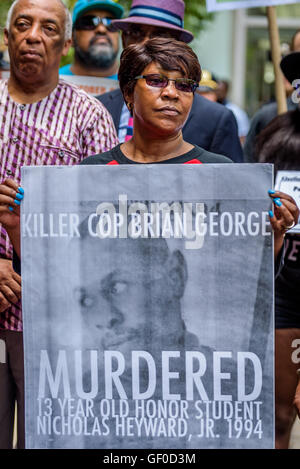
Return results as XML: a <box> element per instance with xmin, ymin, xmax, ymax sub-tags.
<box><xmin>134</xmin><ymin>74</ymin><xmax>199</xmax><ymax>93</ymax></box>
<box><xmin>74</xmin><ymin>15</ymin><xmax>113</xmax><ymax>31</ymax></box>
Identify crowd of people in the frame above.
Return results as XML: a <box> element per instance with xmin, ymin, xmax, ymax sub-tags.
<box><xmin>0</xmin><ymin>0</ymin><xmax>299</xmax><ymax>450</ymax></box>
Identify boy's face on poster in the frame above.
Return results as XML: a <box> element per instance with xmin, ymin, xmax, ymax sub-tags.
<box><xmin>73</xmin><ymin>236</ymin><xmax>187</xmax><ymax>357</ymax></box>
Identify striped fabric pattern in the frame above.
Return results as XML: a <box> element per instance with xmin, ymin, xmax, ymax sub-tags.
<box><xmin>129</xmin><ymin>5</ymin><xmax>183</xmax><ymax>27</ymax></box>
<box><xmin>0</xmin><ymin>78</ymin><xmax>118</xmax><ymax>331</ymax></box>
<box><xmin>125</xmin><ymin>117</ymin><xmax>134</xmax><ymax>142</ymax></box>
<box><xmin>118</xmin><ymin>102</ymin><xmax>131</xmax><ymax>143</ymax></box>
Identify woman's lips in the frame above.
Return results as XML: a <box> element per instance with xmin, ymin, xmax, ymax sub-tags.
<box><xmin>156</xmin><ymin>107</ymin><xmax>180</xmax><ymax>116</ymax></box>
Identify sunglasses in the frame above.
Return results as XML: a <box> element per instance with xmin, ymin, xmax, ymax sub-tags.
<box><xmin>135</xmin><ymin>74</ymin><xmax>198</xmax><ymax>93</ymax></box>
<box><xmin>74</xmin><ymin>15</ymin><xmax>113</xmax><ymax>31</ymax></box>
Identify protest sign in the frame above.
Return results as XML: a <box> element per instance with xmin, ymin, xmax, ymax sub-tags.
<box><xmin>275</xmin><ymin>170</ymin><xmax>300</xmax><ymax>233</ymax></box>
<box><xmin>59</xmin><ymin>75</ymin><xmax>119</xmax><ymax>96</ymax></box>
<box><xmin>206</xmin><ymin>0</ymin><xmax>299</xmax><ymax>12</ymax></box>
<box><xmin>0</xmin><ymin>71</ymin><xmax>118</xmax><ymax>96</ymax></box>
<box><xmin>21</xmin><ymin>164</ymin><xmax>274</xmax><ymax>449</ymax></box>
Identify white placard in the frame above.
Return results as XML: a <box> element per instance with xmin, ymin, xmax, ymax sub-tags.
<box><xmin>206</xmin><ymin>0</ymin><xmax>300</xmax><ymax>12</ymax></box>
<box><xmin>275</xmin><ymin>170</ymin><xmax>300</xmax><ymax>233</ymax></box>
<box><xmin>21</xmin><ymin>163</ymin><xmax>274</xmax><ymax>449</ymax></box>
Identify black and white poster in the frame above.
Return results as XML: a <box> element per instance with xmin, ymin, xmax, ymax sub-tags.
<box><xmin>21</xmin><ymin>164</ymin><xmax>274</xmax><ymax>449</ymax></box>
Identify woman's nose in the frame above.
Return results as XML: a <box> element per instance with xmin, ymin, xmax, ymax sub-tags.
<box><xmin>161</xmin><ymin>80</ymin><xmax>179</xmax><ymax>98</ymax></box>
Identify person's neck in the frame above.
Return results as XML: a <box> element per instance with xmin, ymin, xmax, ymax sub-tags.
<box><xmin>71</xmin><ymin>59</ymin><xmax>118</xmax><ymax>77</ymax></box>
<box><xmin>121</xmin><ymin>126</ymin><xmax>193</xmax><ymax>163</ymax></box>
<box><xmin>8</xmin><ymin>72</ymin><xmax>59</xmax><ymax>104</ymax></box>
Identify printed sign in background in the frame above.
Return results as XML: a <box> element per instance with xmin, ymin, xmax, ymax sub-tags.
<box><xmin>206</xmin><ymin>0</ymin><xmax>300</xmax><ymax>12</ymax></box>
<box><xmin>21</xmin><ymin>164</ymin><xmax>274</xmax><ymax>449</ymax></box>
<box><xmin>59</xmin><ymin>75</ymin><xmax>119</xmax><ymax>96</ymax></box>
<box><xmin>0</xmin><ymin>71</ymin><xmax>118</xmax><ymax>96</ymax></box>
<box><xmin>275</xmin><ymin>170</ymin><xmax>300</xmax><ymax>233</ymax></box>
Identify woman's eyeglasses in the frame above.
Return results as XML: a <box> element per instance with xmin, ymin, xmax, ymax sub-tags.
<box><xmin>74</xmin><ymin>15</ymin><xmax>112</xmax><ymax>31</ymax></box>
<box><xmin>135</xmin><ymin>74</ymin><xmax>198</xmax><ymax>93</ymax></box>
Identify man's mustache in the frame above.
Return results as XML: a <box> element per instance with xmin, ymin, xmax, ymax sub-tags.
<box><xmin>89</xmin><ymin>34</ymin><xmax>113</xmax><ymax>48</ymax></box>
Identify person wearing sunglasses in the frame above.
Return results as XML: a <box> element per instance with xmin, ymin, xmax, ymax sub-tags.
<box><xmin>81</xmin><ymin>37</ymin><xmax>232</xmax><ymax>166</ymax></box>
<box><xmin>59</xmin><ymin>0</ymin><xmax>123</xmax><ymax>79</ymax></box>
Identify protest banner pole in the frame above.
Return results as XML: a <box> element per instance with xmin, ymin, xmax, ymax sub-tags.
<box><xmin>266</xmin><ymin>5</ymin><xmax>287</xmax><ymax>114</ymax></box>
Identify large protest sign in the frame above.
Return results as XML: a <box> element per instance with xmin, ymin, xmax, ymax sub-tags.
<box><xmin>21</xmin><ymin>164</ymin><xmax>274</xmax><ymax>449</ymax></box>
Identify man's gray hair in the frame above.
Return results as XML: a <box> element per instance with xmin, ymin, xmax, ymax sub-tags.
<box><xmin>6</xmin><ymin>0</ymin><xmax>72</xmax><ymax>41</ymax></box>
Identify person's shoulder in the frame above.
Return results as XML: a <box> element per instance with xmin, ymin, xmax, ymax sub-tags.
<box><xmin>226</xmin><ymin>101</ymin><xmax>249</xmax><ymax>119</ymax></box>
<box><xmin>58</xmin><ymin>79</ymin><xmax>110</xmax><ymax>111</ymax></box>
<box><xmin>80</xmin><ymin>145</ymin><xmax>121</xmax><ymax>165</ymax></box>
<box><xmin>0</xmin><ymin>79</ymin><xmax>7</xmax><ymax>91</ymax></box>
<box><xmin>193</xmin><ymin>93</ymin><xmax>232</xmax><ymax>117</ymax></box>
<box><xmin>252</xmin><ymin>101</ymin><xmax>278</xmax><ymax>122</ymax></box>
<box><xmin>194</xmin><ymin>145</ymin><xmax>233</xmax><ymax>163</ymax></box>
<box><xmin>0</xmin><ymin>79</ymin><xmax>8</xmax><ymax>103</ymax></box>
<box><xmin>97</xmin><ymin>88</ymin><xmax>122</xmax><ymax>104</ymax></box>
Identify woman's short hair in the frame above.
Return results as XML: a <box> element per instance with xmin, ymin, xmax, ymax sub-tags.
<box><xmin>118</xmin><ymin>37</ymin><xmax>202</xmax><ymax>105</ymax></box>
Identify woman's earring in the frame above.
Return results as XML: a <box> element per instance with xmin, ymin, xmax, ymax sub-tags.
<box><xmin>127</xmin><ymin>102</ymin><xmax>134</xmax><ymax>116</ymax></box>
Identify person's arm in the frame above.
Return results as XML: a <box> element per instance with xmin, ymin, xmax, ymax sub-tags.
<box><xmin>0</xmin><ymin>179</ymin><xmax>23</xmax><ymax>308</ymax></box>
<box><xmin>0</xmin><ymin>179</ymin><xmax>22</xmax><ymax>258</ymax></box>
<box><xmin>294</xmin><ymin>370</ymin><xmax>300</xmax><ymax>419</ymax></box>
<box><xmin>0</xmin><ymin>258</ymin><xmax>21</xmax><ymax>311</ymax></box>
<box><xmin>268</xmin><ymin>190</ymin><xmax>299</xmax><ymax>259</ymax></box>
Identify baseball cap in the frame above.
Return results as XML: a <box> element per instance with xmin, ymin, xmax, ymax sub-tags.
<box><xmin>73</xmin><ymin>0</ymin><xmax>124</xmax><ymax>25</ymax></box>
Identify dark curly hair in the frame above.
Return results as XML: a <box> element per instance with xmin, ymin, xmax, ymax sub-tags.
<box><xmin>255</xmin><ymin>109</ymin><xmax>300</xmax><ymax>176</ymax></box>
<box><xmin>118</xmin><ymin>37</ymin><xmax>202</xmax><ymax>109</ymax></box>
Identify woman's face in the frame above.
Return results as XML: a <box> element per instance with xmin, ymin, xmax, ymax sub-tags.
<box><xmin>127</xmin><ymin>61</ymin><xmax>195</xmax><ymax>137</ymax></box>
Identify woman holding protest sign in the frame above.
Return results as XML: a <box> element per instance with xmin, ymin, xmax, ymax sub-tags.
<box><xmin>256</xmin><ymin>105</ymin><xmax>300</xmax><ymax>449</ymax></box>
<box><xmin>0</xmin><ymin>41</ymin><xmax>299</xmax><ymax>449</ymax></box>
